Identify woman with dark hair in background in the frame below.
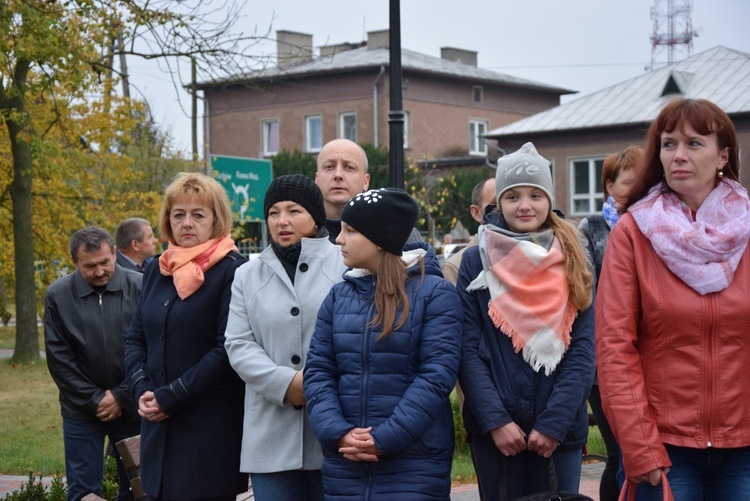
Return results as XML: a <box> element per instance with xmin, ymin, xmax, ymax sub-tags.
<box><xmin>597</xmin><ymin>98</ymin><xmax>750</xmax><ymax>499</ymax></box>
<box><xmin>578</xmin><ymin>146</ymin><xmax>643</xmax><ymax>501</ymax></box>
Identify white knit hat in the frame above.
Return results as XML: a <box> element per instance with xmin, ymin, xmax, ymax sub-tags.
<box><xmin>495</xmin><ymin>142</ymin><xmax>553</xmax><ymax>203</ymax></box>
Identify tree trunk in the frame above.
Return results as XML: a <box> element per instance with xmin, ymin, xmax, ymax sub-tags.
<box><xmin>4</xmin><ymin>59</ymin><xmax>40</xmax><ymax>363</ymax></box>
<box><xmin>10</xmin><ymin>126</ymin><xmax>38</xmax><ymax>363</ymax></box>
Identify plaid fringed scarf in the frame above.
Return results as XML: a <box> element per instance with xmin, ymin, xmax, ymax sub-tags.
<box><xmin>467</xmin><ymin>225</ymin><xmax>578</xmax><ymax>375</ymax></box>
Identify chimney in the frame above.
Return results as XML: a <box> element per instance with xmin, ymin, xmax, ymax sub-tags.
<box><xmin>276</xmin><ymin>30</ymin><xmax>313</xmax><ymax>68</ymax></box>
<box><xmin>440</xmin><ymin>47</ymin><xmax>478</xmax><ymax>67</ymax></box>
<box><xmin>367</xmin><ymin>30</ymin><xmax>389</xmax><ymax>50</ymax></box>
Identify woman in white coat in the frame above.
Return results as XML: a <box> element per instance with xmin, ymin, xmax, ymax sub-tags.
<box><xmin>225</xmin><ymin>174</ymin><xmax>345</xmax><ymax>501</ymax></box>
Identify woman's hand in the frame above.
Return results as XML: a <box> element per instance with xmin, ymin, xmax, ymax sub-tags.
<box><xmin>338</xmin><ymin>427</ymin><xmax>381</xmax><ymax>462</ymax></box>
<box><xmin>138</xmin><ymin>391</ymin><xmax>169</xmax><ymax>422</ymax></box>
<box><xmin>526</xmin><ymin>429</ymin><xmax>559</xmax><ymax>458</ymax></box>
<box><xmin>284</xmin><ymin>371</ymin><xmax>306</xmax><ymax>407</ymax></box>
<box><xmin>632</xmin><ymin>467</ymin><xmax>670</xmax><ymax>486</ymax></box>
<box><xmin>490</xmin><ymin>422</ymin><xmax>527</xmax><ymax>457</ymax></box>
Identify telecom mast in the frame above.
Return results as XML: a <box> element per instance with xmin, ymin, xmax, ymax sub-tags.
<box><xmin>649</xmin><ymin>0</ymin><xmax>695</xmax><ymax>68</ymax></box>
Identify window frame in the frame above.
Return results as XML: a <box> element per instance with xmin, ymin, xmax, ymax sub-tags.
<box><xmin>472</xmin><ymin>85</ymin><xmax>483</xmax><ymax>103</ymax></box>
<box><xmin>339</xmin><ymin>111</ymin><xmax>357</xmax><ymax>142</ymax></box>
<box><xmin>569</xmin><ymin>156</ymin><xmax>606</xmax><ymax>216</ymax></box>
<box><xmin>305</xmin><ymin>114</ymin><xmax>323</xmax><ymax>153</ymax></box>
<box><xmin>469</xmin><ymin>119</ymin><xmax>489</xmax><ymax>156</ymax></box>
<box><xmin>261</xmin><ymin>118</ymin><xmax>279</xmax><ymax>157</ymax></box>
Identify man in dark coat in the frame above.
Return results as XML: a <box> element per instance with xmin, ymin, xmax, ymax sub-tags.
<box><xmin>45</xmin><ymin>226</ymin><xmax>142</xmax><ymax>501</ymax></box>
<box><xmin>115</xmin><ymin>218</ymin><xmax>158</xmax><ymax>273</ymax></box>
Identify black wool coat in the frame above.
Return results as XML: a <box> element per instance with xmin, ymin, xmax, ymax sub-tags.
<box><xmin>125</xmin><ymin>252</ymin><xmax>248</xmax><ymax>500</ymax></box>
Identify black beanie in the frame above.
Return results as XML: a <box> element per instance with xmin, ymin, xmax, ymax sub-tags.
<box><xmin>264</xmin><ymin>174</ymin><xmax>326</xmax><ymax>229</ymax></box>
<box><xmin>341</xmin><ymin>188</ymin><xmax>419</xmax><ymax>255</ymax></box>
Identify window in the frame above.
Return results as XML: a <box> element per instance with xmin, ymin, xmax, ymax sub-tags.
<box><xmin>403</xmin><ymin>111</ymin><xmax>410</xmax><ymax>149</ymax></box>
<box><xmin>305</xmin><ymin>115</ymin><xmax>322</xmax><ymax>152</ymax></box>
<box><xmin>339</xmin><ymin>112</ymin><xmax>357</xmax><ymax>142</ymax></box>
<box><xmin>472</xmin><ymin>86</ymin><xmax>483</xmax><ymax>103</ymax></box>
<box><xmin>469</xmin><ymin>120</ymin><xmax>488</xmax><ymax>155</ymax></box>
<box><xmin>262</xmin><ymin>119</ymin><xmax>279</xmax><ymax>156</ymax></box>
<box><xmin>570</xmin><ymin>157</ymin><xmax>605</xmax><ymax>215</ymax></box>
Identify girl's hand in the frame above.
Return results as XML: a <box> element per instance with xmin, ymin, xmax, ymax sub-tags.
<box><xmin>490</xmin><ymin>422</ymin><xmax>527</xmax><ymax>457</ymax></box>
<box><xmin>526</xmin><ymin>429</ymin><xmax>559</xmax><ymax>458</ymax></box>
<box><xmin>338</xmin><ymin>427</ymin><xmax>380</xmax><ymax>462</ymax></box>
<box><xmin>138</xmin><ymin>391</ymin><xmax>169</xmax><ymax>422</ymax></box>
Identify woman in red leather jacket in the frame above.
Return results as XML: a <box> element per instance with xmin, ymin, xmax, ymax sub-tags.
<box><xmin>596</xmin><ymin>98</ymin><xmax>750</xmax><ymax>500</ymax></box>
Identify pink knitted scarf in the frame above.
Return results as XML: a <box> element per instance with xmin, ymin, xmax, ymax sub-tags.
<box><xmin>629</xmin><ymin>179</ymin><xmax>750</xmax><ymax>295</ymax></box>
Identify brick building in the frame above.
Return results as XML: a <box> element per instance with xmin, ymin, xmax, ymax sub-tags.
<box><xmin>197</xmin><ymin>29</ymin><xmax>572</xmax><ymax>166</ymax></box>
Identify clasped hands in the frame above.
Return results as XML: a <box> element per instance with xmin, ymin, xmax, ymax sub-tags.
<box><xmin>490</xmin><ymin>422</ymin><xmax>559</xmax><ymax>458</ymax></box>
<box><xmin>138</xmin><ymin>391</ymin><xmax>170</xmax><ymax>422</ymax></box>
<box><xmin>338</xmin><ymin>427</ymin><xmax>382</xmax><ymax>462</ymax></box>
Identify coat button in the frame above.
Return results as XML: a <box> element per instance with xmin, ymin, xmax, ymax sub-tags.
<box><xmin>299</xmin><ymin>263</ymin><xmax>309</xmax><ymax>272</ymax></box>
<box><xmin>163</xmin><ymin>300</ymin><xmax>169</xmax><ymax>307</ymax></box>
<box><xmin>291</xmin><ymin>355</ymin><xmax>301</xmax><ymax>364</ymax></box>
<box><xmin>290</xmin><ymin>307</ymin><xmax>299</xmax><ymax>316</ymax></box>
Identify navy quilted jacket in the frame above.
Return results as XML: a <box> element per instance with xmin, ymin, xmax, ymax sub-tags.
<box><xmin>304</xmin><ymin>243</ymin><xmax>462</xmax><ymax>500</ymax></box>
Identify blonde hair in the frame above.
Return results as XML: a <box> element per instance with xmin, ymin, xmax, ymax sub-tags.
<box><xmin>370</xmin><ymin>252</ymin><xmax>425</xmax><ymax>340</ymax></box>
<box><xmin>159</xmin><ymin>172</ymin><xmax>234</xmax><ymax>245</ymax></box>
<box><xmin>543</xmin><ymin>213</ymin><xmax>593</xmax><ymax>311</ymax></box>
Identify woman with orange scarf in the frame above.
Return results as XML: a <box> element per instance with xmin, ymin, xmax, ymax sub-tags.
<box><xmin>125</xmin><ymin>172</ymin><xmax>248</xmax><ymax>500</ymax></box>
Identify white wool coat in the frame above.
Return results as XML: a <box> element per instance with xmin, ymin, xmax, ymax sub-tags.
<box><xmin>225</xmin><ymin>236</ymin><xmax>345</xmax><ymax>473</ymax></box>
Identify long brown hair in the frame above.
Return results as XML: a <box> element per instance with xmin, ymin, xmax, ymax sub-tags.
<box><xmin>624</xmin><ymin>98</ymin><xmax>739</xmax><ymax>210</ymax></box>
<box><xmin>543</xmin><ymin>213</ymin><xmax>593</xmax><ymax>311</ymax></box>
<box><xmin>370</xmin><ymin>252</ymin><xmax>426</xmax><ymax>340</ymax></box>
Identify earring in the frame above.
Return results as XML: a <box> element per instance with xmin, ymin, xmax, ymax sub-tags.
<box><xmin>718</xmin><ymin>168</ymin><xmax>724</xmax><ymax>179</ymax></box>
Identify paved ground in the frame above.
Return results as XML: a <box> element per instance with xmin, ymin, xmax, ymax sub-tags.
<box><xmin>0</xmin><ymin>462</ymin><xmax>605</xmax><ymax>500</ymax></box>
<box><xmin>0</xmin><ymin>349</ymin><xmax>44</xmax><ymax>359</ymax></box>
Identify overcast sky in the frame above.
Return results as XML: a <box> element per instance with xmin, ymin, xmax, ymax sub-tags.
<box><xmin>125</xmin><ymin>0</ymin><xmax>750</xmax><ymax>155</ymax></box>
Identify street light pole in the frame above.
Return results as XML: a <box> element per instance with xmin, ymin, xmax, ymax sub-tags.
<box><xmin>388</xmin><ymin>0</ymin><xmax>405</xmax><ymax>189</ymax></box>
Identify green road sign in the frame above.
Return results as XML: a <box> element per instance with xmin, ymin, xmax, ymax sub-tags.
<box><xmin>211</xmin><ymin>155</ymin><xmax>273</xmax><ymax>221</ymax></box>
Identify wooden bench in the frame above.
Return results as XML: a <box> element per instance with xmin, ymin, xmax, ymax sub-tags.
<box><xmin>116</xmin><ymin>435</ymin><xmax>147</xmax><ymax>501</ymax></box>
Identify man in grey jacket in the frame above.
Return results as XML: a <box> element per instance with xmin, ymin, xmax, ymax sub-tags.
<box><xmin>44</xmin><ymin>226</ymin><xmax>142</xmax><ymax>501</ymax></box>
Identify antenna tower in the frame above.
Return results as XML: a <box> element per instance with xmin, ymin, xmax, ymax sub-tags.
<box><xmin>649</xmin><ymin>0</ymin><xmax>694</xmax><ymax>69</ymax></box>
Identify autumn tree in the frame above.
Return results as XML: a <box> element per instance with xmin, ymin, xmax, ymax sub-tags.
<box><xmin>0</xmin><ymin>0</ymin><xmax>272</xmax><ymax>362</ymax></box>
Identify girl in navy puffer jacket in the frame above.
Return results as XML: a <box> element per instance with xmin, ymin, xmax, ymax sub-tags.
<box><xmin>304</xmin><ymin>189</ymin><xmax>462</xmax><ymax>500</ymax></box>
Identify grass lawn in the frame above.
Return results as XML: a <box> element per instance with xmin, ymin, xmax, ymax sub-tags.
<box><xmin>0</xmin><ymin>360</ymin><xmax>65</xmax><ymax>474</ymax></box>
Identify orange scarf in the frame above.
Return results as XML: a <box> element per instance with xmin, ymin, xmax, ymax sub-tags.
<box><xmin>159</xmin><ymin>235</ymin><xmax>238</xmax><ymax>299</ymax></box>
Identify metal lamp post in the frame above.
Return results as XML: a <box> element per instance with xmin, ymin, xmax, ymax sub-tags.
<box><xmin>388</xmin><ymin>0</ymin><xmax>405</xmax><ymax>189</ymax></box>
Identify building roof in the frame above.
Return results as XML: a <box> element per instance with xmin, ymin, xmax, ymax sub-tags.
<box><xmin>485</xmin><ymin>46</ymin><xmax>750</xmax><ymax>138</ymax></box>
<box><xmin>197</xmin><ymin>46</ymin><xmax>573</xmax><ymax>94</ymax></box>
